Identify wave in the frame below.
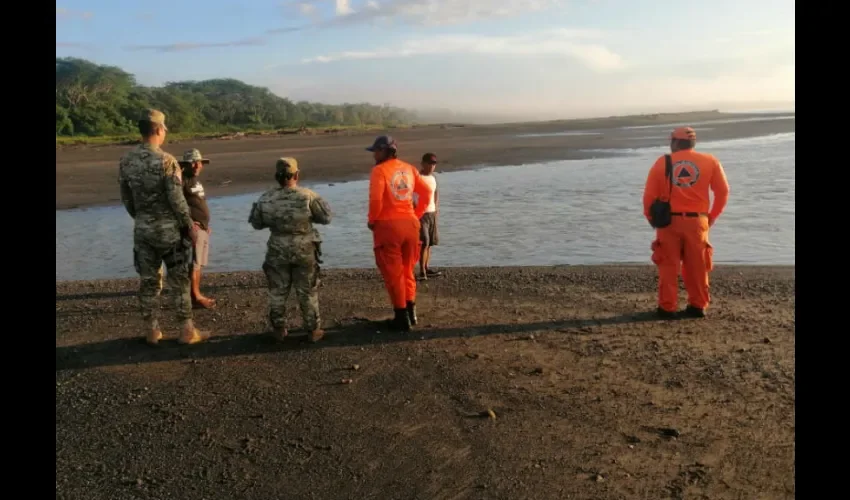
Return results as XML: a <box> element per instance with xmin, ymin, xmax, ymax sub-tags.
<box><xmin>618</xmin><ymin>114</ymin><xmax>795</xmax><ymax>131</ymax></box>
<box><xmin>579</xmin><ymin>132</ymin><xmax>795</xmax><ymax>156</ymax></box>
<box><xmin>514</xmin><ymin>131</ymin><xmax>603</xmax><ymax>138</ymax></box>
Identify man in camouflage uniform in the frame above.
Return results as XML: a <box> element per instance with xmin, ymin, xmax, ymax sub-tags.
<box><xmin>249</xmin><ymin>157</ymin><xmax>332</xmax><ymax>343</ymax></box>
<box><xmin>118</xmin><ymin>109</ymin><xmax>208</xmax><ymax>346</ymax></box>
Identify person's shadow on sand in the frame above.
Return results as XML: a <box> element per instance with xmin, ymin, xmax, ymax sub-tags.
<box><xmin>56</xmin><ymin>312</ymin><xmax>665</xmax><ymax>372</ymax></box>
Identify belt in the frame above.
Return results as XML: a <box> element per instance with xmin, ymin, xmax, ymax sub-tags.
<box><xmin>671</xmin><ymin>212</ymin><xmax>708</xmax><ymax>217</ymax></box>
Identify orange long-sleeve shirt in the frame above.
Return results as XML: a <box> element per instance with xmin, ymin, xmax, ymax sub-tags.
<box><xmin>642</xmin><ymin>149</ymin><xmax>730</xmax><ymax>222</ymax></box>
<box><xmin>368</xmin><ymin>158</ymin><xmax>433</xmax><ymax>224</ymax></box>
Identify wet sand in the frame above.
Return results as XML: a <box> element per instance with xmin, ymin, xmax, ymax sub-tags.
<box><xmin>56</xmin><ymin>265</ymin><xmax>795</xmax><ymax>499</ymax></box>
<box><xmin>55</xmin><ymin>111</ymin><xmax>794</xmax><ymax>210</ymax></box>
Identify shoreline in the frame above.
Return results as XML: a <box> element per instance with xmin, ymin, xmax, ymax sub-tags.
<box><xmin>55</xmin><ymin>111</ymin><xmax>795</xmax><ymax>211</ymax></box>
<box><xmin>55</xmin><ymin>264</ymin><xmax>794</xmax><ymax>286</ymax></box>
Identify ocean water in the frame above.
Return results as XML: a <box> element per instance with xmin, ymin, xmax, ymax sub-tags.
<box><xmin>56</xmin><ymin>131</ymin><xmax>794</xmax><ymax>281</ymax></box>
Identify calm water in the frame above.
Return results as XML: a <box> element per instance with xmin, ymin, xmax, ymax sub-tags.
<box><xmin>56</xmin><ymin>131</ymin><xmax>795</xmax><ymax>281</ymax></box>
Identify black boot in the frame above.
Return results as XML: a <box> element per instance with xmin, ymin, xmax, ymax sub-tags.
<box><xmin>656</xmin><ymin>307</ymin><xmax>678</xmax><ymax>320</ymax></box>
<box><xmin>682</xmin><ymin>305</ymin><xmax>706</xmax><ymax>318</ymax></box>
<box><xmin>388</xmin><ymin>308</ymin><xmax>411</xmax><ymax>332</ymax></box>
<box><xmin>406</xmin><ymin>301</ymin><xmax>417</xmax><ymax>326</ymax></box>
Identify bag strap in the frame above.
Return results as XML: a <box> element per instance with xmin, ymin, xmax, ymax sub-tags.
<box><xmin>664</xmin><ymin>154</ymin><xmax>674</xmax><ymax>198</ymax></box>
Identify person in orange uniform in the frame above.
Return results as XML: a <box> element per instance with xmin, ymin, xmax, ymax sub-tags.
<box><xmin>642</xmin><ymin>127</ymin><xmax>730</xmax><ymax>319</ymax></box>
<box><xmin>366</xmin><ymin>135</ymin><xmax>433</xmax><ymax>331</ymax></box>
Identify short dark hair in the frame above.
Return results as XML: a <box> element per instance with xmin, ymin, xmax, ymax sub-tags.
<box><xmin>671</xmin><ymin>138</ymin><xmax>696</xmax><ymax>150</ymax></box>
<box><xmin>422</xmin><ymin>152</ymin><xmax>437</xmax><ymax>163</ymax></box>
<box><xmin>138</xmin><ymin>120</ymin><xmax>163</xmax><ymax>137</ymax></box>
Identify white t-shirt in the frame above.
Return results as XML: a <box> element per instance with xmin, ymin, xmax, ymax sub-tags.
<box><xmin>415</xmin><ymin>174</ymin><xmax>437</xmax><ymax>213</ymax></box>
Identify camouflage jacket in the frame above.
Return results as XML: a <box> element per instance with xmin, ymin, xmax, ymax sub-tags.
<box><xmin>119</xmin><ymin>143</ymin><xmax>193</xmax><ymax>246</ymax></box>
<box><xmin>249</xmin><ymin>186</ymin><xmax>332</xmax><ymax>256</ymax></box>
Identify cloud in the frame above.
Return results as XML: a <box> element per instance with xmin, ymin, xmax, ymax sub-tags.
<box><xmin>299</xmin><ymin>2</ymin><xmax>317</xmax><ymax>15</ymax></box>
<box><xmin>713</xmin><ymin>29</ymin><xmax>775</xmax><ymax>44</ymax></box>
<box><xmin>56</xmin><ymin>42</ymin><xmax>93</xmax><ymax>50</ymax></box>
<box><xmin>350</xmin><ymin>0</ymin><xmax>564</xmax><ymax>25</ymax></box>
<box><xmin>335</xmin><ymin>0</ymin><xmax>354</xmax><ymax>15</ymax></box>
<box><xmin>610</xmin><ymin>64</ymin><xmax>796</xmax><ymax>109</ymax></box>
<box><xmin>274</xmin><ymin>0</ymin><xmax>564</xmax><ymax>30</ymax></box>
<box><xmin>265</xmin><ymin>26</ymin><xmax>305</xmax><ymax>35</ymax></box>
<box><xmin>124</xmin><ymin>37</ymin><xmax>266</xmax><ymax>53</ymax></box>
<box><xmin>56</xmin><ymin>7</ymin><xmax>93</xmax><ymax>20</ymax></box>
<box><xmin>301</xmin><ymin>30</ymin><xmax>625</xmax><ymax>72</ymax></box>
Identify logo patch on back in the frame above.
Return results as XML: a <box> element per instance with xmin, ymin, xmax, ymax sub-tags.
<box><xmin>390</xmin><ymin>170</ymin><xmax>412</xmax><ymax>201</ymax></box>
<box><xmin>672</xmin><ymin>160</ymin><xmax>700</xmax><ymax>188</ymax></box>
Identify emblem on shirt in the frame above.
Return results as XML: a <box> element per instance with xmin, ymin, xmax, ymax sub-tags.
<box><xmin>672</xmin><ymin>161</ymin><xmax>700</xmax><ymax>188</ymax></box>
<box><xmin>390</xmin><ymin>171</ymin><xmax>412</xmax><ymax>201</ymax></box>
<box><xmin>190</xmin><ymin>182</ymin><xmax>205</xmax><ymax>198</ymax></box>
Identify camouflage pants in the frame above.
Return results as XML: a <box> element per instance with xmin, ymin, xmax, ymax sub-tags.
<box><xmin>134</xmin><ymin>238</ymin><xmax>193</xmax><ymax>328</ymax></box>
<box><xmin>262</xmin><ymin>253</ymin><xmax>320</xmax><ymax>332</ymax></box>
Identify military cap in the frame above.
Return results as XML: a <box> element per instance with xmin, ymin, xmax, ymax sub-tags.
<box><xmin>180</xmin><ymin>148</ymin><xmax>210</xmax><ymax>164</ymax></box>
<box><xmin>140</xmin><ymin>108</ymin><xmax>168</xmax><ymax>131</ymax></box>
<box><xmin>275</xmin><ymin>157</ymin><xmax>299</xmax><ymax>175</ymax></box>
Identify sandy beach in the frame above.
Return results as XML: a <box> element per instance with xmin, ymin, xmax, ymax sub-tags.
<box><xmin>55</xmin><ymin>111</ymin><xmax>794</xmax><ymax>210</ymax></box>
<box><xmin>56</xmin><ymin>265</ymin><xmax>795</xmax><ymax>499</ymax></box>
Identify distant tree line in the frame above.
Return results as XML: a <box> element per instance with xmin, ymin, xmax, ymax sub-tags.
<box><xmin>56</xmin><ymin>57</ymin><xmax>419</xmax><ymax>136</ymax></box>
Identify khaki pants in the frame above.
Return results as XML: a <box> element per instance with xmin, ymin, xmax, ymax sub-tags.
<box><xmin>193</xmin><ymin>229</ymin><xmax>210</xmax><ymax>270</ymax></box>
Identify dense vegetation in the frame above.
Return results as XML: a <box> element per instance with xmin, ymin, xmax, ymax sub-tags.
<box><xmin>56</xmin><ymin>57</ymin><xmax>419</xmax><ymax>138</ymax></box>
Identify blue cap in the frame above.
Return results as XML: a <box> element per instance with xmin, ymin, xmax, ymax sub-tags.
<box><xmin>366</xmin><ymin>135</ymin><xmax>397</xmax><ymax>152</ymax></box>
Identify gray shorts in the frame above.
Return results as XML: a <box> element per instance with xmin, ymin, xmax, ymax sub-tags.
<box><xmin>193</xmin><ymin>228</ymin><xmax>210</xmax><ymax>269</ymax></box>
<box><xmin>419</xmin><ymin>212</ymin><xmax>439</xmax><ymax>247</ymax></box>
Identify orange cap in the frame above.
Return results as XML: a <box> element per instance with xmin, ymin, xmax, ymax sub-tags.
<box><xmin>671</xmin><ymin>127</ymin><xmax>696</xmax><ymax>140</ymax></box>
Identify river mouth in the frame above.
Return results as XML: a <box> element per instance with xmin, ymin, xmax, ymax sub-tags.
<box><xmin>56</xmin><ymin>131</ymin><xmax>795</xmax><ymax>282</ymax></box>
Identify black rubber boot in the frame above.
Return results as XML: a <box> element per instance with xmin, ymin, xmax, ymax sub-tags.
<box><xmin>656</xmin><ymin>307</ymin><xmax>678</xmax><ymax>320</ymax></box>
<box><xmin>389</xmin><ymin>308</ymin><xmax>412</xmax><ymax>332</ymax></box>
<box><xmin>682</xmin><ymin>305</ymin><xmax>706</xmax><ymax>318</ymax></box>
<box><xmin>406</xmin><ymin>301</ymin><xmax>417</xmax><ymax>326</ymax></box>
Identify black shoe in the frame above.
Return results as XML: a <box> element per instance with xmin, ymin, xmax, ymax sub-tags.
<box><xmin>656</xmin><ymin>307</ymin><xmax>678</xmax><ymax>319</ymax></box>
<box><xmin>682</xmin><ymin>305</ymin><xmax>706</xmax><ymax>318</ymax></box>
<box><xmin>425</xmin><ymin>269</ymin><xmax>442</xmax><ymax>277</ymax></box>
<box><xmin>387</xmin><ymin>308</ymin><xmax>412</xmax><ymax>332</ymax></box>
<box><xmin>406</xmin><ymin>301</ymin><xmax>418</xmax><ymax>325</ymax></box>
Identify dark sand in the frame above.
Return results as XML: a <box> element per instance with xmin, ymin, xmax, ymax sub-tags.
<box><xmin>55</xmin><ymin>111</ymin><xmax>794</xmax><ymax>210</ymax></box>
<box><xmin>56</xmin><ymin>265</ymin><xmax>795</xmax><ymax>499</ymax></box>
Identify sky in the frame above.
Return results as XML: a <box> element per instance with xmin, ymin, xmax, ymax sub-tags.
<box><xmin>56</xmin><ymin>0</ymin><xmax>795</xmax><ymax>120</ymax></box>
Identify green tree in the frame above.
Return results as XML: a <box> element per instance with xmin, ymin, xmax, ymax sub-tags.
<box><xmin>56</xmin><ymin>58</ymin><xmax>420</xmax><ymax>137</ymax></box>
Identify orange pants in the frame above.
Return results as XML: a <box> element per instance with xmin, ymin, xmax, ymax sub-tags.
<box><xmin>373</xmin><ymin>218</ymin><xmax>421</xmax><ymax>309</ymax></box>
<box><xmin>651</xmin><ymin>216</ymin><xmax>715</xmax><ymax>312</ymax></box>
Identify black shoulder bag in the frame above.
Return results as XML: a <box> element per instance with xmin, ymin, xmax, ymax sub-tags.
<box><xmin>648</xmin><ymin>154</ymin><xmax>673</xmax><ymax>229</ymax></box>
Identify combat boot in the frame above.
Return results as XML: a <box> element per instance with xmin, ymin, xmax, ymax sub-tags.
<box><xmin>306</xmin><ymin>329</ymin><xmax>325</xmax><ymax>343</ymax></box>
<box><xmin>269</xmin><ymin>328</ymin><xmax>288</xmax><ymax>342</ymax></box>
<box><xmin>406</xmin><ymin>301</ymin><xmax>418</xmax><ymax>326</ymax></box>
<box><xmin>388</xmin><ymin>308</ymin><xmax>412</xmax><ymax>332</ymax></box>
<box><xmin>146</xmin><ymin>329</ymin><xmax>163</xmax><ymax>346</ymax></box>
<box><xmin>178</xmin><ymin>322</ymin><xmax>210</xmax><ymax>345</ymax></box>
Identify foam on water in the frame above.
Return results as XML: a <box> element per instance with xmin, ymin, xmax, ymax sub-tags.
<box><xmin>618</xmin><ymin>114</ymin><xmax>795</xmax><ymax>131</ymax></box>
<box><xmin>56</xmin><ymin>131</ymin><xmax>795</xmax><ymax>281</ymax></box>
<box><xmin>514</xmin><ymin>131</ymin><xmax>603</xmax><ymax>138</ymax></box>
<box><xmin>579</xmin><ymin>132</ymin><xmax>796</xmax><ymax>156</ymax></box>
